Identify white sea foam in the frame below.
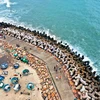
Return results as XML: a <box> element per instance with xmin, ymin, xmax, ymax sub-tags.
<box><xmin>0</xmin><ymin>17</ymin><xmax>99</xmax><ymax>74</ymax></box>
<box><xmin>65</xmin><ymin>42</ymin><xmax>98</xmax><ymax>72</ymax></box>
<box><xmin>0</xmin><ymin>0</ymin><xmax>4</xmax><ymax>4</ymax></box>
<box><xmin>0</xmin><ymin>0</ymin><xmax>17</xmax><ymax>7</ymax></box>
<box><xmin>4</xmin><ymin>0</ymin><xmax>10</xmax><ymax>7</ymax></box>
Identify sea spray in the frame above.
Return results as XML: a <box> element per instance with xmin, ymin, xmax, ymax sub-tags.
<box><xmin>4</xmin><ymin>0</ymin><xmax>10</xmax><ymax>7</ymax></box>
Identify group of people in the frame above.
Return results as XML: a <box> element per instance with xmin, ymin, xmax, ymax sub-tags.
<box><xmin>1</xmin><ymin>25</ymin><xmax>100</xmax><ymax>100</ymax></box>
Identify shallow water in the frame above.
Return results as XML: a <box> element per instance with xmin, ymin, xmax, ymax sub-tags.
<box><xmin>0</xmin><ymin>0</ymin><xmax>100</xmax><ymax>74</ymax></box>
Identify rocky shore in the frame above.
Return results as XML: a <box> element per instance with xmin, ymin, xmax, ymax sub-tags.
<box><xmin>0</xmin><ymin>22</ymin><xmax>100</xmax><ymax>100</ymax></box>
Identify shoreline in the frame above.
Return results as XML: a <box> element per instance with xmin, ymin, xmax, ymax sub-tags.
<box><xmin>0</xmin><ymin>22</ymin><xmax>100</xmax><ymax>100</ymax></box>
<box><xmin>0</xmin><ymin>22</ymin><xmax>99</xmax><ymax>74</ymax></box>
<box><xmin>0</xmin><ymin>20</ymin><xmax>98</xmax><ymax>74</ymax></box>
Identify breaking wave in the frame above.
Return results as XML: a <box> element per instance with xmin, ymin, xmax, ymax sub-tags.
<box><xmin>0</xmin><ymin>0</ymin><xmax>17</xmax><ymax>8</ymax></box>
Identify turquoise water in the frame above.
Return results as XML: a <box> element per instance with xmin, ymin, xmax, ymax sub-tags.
<box><xmin>0</xmin><ymin>0</ymin><xmax>100</xmax><ymax>74</ymax></box>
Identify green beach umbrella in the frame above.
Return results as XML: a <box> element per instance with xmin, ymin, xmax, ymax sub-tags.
<box><xmin>21</xmin><ymin>57</ymin><xmax>29</xmax><ymax>63</ymax></box>
<box><xmin>22</xmin><ymin>69</ymin><xmax>29</xmax><ymax>76</ymax></box>
<box><xmin>3</xmin><ymin>84</ymin><xmax>11</xmax><ymax>92</ymax></box>
<box><xmin>11</xmin><ymin>77</ymin><xmax>19</xmax><ymax>84</ymax></box>
<box><xmin>14</xmin><ymin>53</ymin><xmax>18</xmax><ymax>57</ymax></box>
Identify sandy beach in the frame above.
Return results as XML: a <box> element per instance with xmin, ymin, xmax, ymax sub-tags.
<box><xmin>0</xmin><ymin>44</ymin><xmax>43</xmax><ymax>100</ymax></box>
<box><xmin>0</xmin><ymin>62</ymin><xmax>43</xmax><ymax>100</ymax></box>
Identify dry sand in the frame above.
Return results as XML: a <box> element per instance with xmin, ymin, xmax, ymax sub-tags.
<box><xmin>0</xmin><ymin>62</ymin><xmax>43</xmax><ymax>100</ymax></box>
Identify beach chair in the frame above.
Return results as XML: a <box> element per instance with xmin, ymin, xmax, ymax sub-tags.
<box><xmin>2</xmin><ymin>71</ymin><xmax>8</xmax><ymax>75</ymax></box>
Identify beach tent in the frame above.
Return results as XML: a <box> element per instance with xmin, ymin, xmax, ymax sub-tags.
<box><xmin>11</xmin><ymin>77</ymin><xmax>19</xmax><ymax>84</ymax></box>
<box><xmin>0</xmin><ymin>75</ymin><xmax>5</xmax><ymax>81</ymax></box>
<box><xmin>0</xmin><ymin>82</ymin><xmax>4</xmax><ymax>88</ymax></box>
<box><xmin>0</xmin><ymin>63</ymin><xmax>8</xmax><ymax>70</ymax></box>
<box><xmin>21</xmin><ymin>57</ymin><xmax>29</xmax><ymax>63</ymax></box>
<box><xmin>22</xmin><ymin>69</ymin><xmax>29</xmax><ymax>76</ymax></box>
<box><xmin>3</xmin><ymin>84</ymin><xmax>11</xmax><ymax>92</ymax></box>
<box><xmin>13</xmin><ymin>84</ymin><xmax>21</xmax><ymax>92</ymax></box>
<box><xmin>13</xmin><ymin>63</ymin><xmax>20</xmax><ymax>69</ymax></box>
<box><xmin>27</xmin><ymin>83</ymin><xmax>34</xmax><ymax>90</ymax></box>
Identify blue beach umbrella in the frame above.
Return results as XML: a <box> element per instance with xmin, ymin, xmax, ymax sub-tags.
<box><xmin>3</xmin><ymin>84</ymin><xmax>11</xmax><ymax>92</ymax></box>
<box><xmin>13</xmin><ymin>63</ymin><xmax>20</xmax><ymax>69</ymax></box>
<box><xmin>27</xmin><ymin>83</ymin><xmax>34</xmax><ymax>90</ymax></box>
<box><xmin>11</xmin><ymin>77</ymin><xmax>19</xmax><ymax>84</ymax></box>
<box><xmin>0</xmin><ymin>75</ymin><xmax>5</xmax><ymax>81</ymax></box>
<box><xmin>0</xmin><ymin>63</ymin><xmax>8</xmax><ymax>70</ymax></box>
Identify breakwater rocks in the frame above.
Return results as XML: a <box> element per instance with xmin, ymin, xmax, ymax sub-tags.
<box><xmin>0</xmin><ymin>22</ymin><xmax>100</xmax><ymax>100</ymax></box>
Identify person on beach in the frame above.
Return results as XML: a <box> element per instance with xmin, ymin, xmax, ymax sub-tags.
<box><xmin>54</xmin><ymin>66</ymin><xmax>56</xmax><ymax>71</ymax></box>
<box><xmin>56</xmin><ymin>76</ymin><xmax>59</xmax><ymax>80</ymax></box>
<box><xmin>3</xmin><ymin>35</ymin><xmax>6</xmax><ymax>39</ymax></box>
<box><xmin>20</xmin><ymin>74</ymin><xmax>22</xmax><ymax>78</ymax></box>
<box><xmin>54</xmin><ymin>65</ymin><xmax>58</xmax><ymax>73</ymax></box>
<box><xmin>37</xmin><ymin>88</ymin><xmax>39</xmax><ymax>91</ymax></box>
<box><xmin>59</xmin><ymin>67</ymin><xmax>62</xmax><ymax>73</ymax></box>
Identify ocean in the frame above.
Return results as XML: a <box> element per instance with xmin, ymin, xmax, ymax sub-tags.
<box><xmin>0</xmin><ymin>0</ymin><xmax>100</xmax><ymax>74</ymax></box>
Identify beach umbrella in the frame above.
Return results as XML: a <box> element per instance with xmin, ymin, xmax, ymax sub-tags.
<box><xmin>14</xmin><ymin>53</ymin><xmax>18</xmax><ymax>57</ymax></box>
<box><xmin>13</xmin><ymin>84</ymin><xmax>21</xmax><ymax>92</ymax></box>
<box><xmin>22</xmin><ymin>69</ymin><xmax>29</xmax><ymax>76</ymax></box>
<box><xmin>27</xmin><ymin>83</ymin><xmax>34</xmax><ymax>90</ymax></box>
<box><xmin>0</xmin><ymin>75</ymin><xmax>5</xmax><ymax>81</ymax></box>
<box><xmin>11</xmin><ymin>77</ymin><xmax>19</xmax><ymax>84</ymax></box>
<box><xmin>0</xmin><ymin>63</ymin><xmax>8</xmax><ymax>70</ymax></box>
<box><xmin>13</xmin><ymin>63</ymin><xmax>20</xmax><ymax>69</ymax></box>
<box><xmin>3</xmin><ymin>84</ymin><xmax>11</xmax><ymax>92</ymax></box>
<box><xmin>0</xmin><ymin>82</ymin><xmax>4</xmax><ymax>88</ymax></box>
<box><xmin>21</xmin><ymin>57</ymin><xmax>29</xmax><ymax>63</ymax></box>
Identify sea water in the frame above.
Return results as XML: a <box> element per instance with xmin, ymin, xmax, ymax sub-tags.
<box><xmin>0</xmin><ymin>0</ymin><xmax>100</xmax><ymax>74</ymax></box>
